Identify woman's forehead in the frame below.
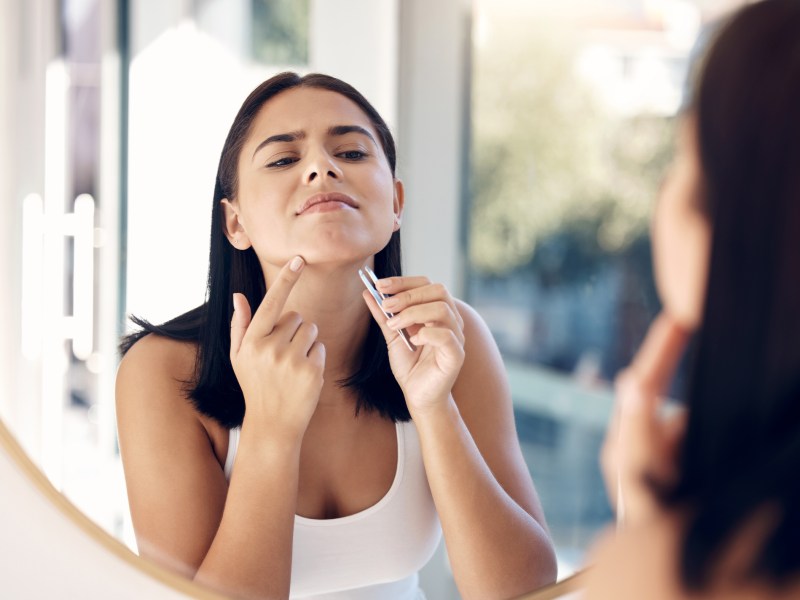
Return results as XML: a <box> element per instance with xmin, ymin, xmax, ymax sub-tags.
<box><xmin>249</xmin><ymin>87</ymin><xmax>378</xmax><ymax>140</ymax></box>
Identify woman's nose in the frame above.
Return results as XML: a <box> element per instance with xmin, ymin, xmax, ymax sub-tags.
<box><xmin>304</xmin><ymin>152</ymin><xmax>343</xmax><ymax>184</ymax></box>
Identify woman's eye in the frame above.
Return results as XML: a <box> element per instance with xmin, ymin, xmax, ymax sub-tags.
<box><xmin>266</xmin><ymin>156</ymin><xmax>298</xmax><ymax>168</ymax></box>
<box><xmin>338</xmin><ymin>150</ymin><xmax>367</xmax><ymax>160</ymax></box>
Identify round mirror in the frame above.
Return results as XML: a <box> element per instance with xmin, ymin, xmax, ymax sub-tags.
<box><xmin>1</xmin><ymin>0</ymin><xmax>747</xmax><ymax>598</ymax></box>
<box><xmin>0</xmin><ymin>417</ymin><xmax>584</xmax><ymax>599</ymax></box>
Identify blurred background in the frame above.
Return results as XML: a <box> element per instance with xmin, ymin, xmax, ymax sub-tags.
<box><xmin>0</xmin><ymin>0</ymin><xmax>745</xmax><ymax>597</ymax></box>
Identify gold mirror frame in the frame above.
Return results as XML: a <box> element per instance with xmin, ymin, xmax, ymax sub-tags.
<box><xmin>0</xmin><ymin>417</ymin><xmax>222</xmax><ymax>599</ymax></box>
<box><xmin>0</xmin><ymin>417</ymin><xmax>586</xmax><ymax>599</ymax></box>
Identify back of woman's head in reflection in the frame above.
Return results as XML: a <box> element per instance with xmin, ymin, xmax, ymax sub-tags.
<box><xmin>664</xmin><ymin>0</ymin><xmax>800</xmax><ymax>590</ymax></box>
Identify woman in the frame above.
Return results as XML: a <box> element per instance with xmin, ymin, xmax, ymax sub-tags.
<box><xmin>591</xmin><ymin>1</ymin><xmax>800</xmax><ymax>598</ymax></box>
<box><xmin>116</xmin><ymin>72</ymin><xmax>556</xmax><ymax>600</ymax></box>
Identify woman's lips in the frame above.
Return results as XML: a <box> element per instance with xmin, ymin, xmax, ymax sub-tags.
<box><xmin>296</xmin><ymin>192</ymin><xmax>358</xmax><ymax>215</ymax></box>
<box><xmin>300</xmin><ymin>200</ymin><xmax>357</xmax><ymax>214</ymax></box>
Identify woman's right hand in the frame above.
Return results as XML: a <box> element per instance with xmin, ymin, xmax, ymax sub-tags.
<box><xmin>230</xmin><ymin>256</ymin><xmax>326</xmax><ymax>442</ymax></box>
<box><xmin>601</xmin><ymin>312</ymin><xmax>689</xmax><ymax>526</ymax></box>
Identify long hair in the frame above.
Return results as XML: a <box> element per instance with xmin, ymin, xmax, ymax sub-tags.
<box><xmin>120</xmin><ymin>72</ymin><xmax>408</xmax><ymax>428</ymax></box>
<box><xmin>661</xmin><ymin>0</ymin><xmax>800</xmax><ymax>589</ymax></box>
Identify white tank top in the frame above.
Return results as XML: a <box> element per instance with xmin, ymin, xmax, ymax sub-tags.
<box><xmin>224</xmin><ymin>420</ymin><xmax>442</xmax><ymax>599</ymax></box>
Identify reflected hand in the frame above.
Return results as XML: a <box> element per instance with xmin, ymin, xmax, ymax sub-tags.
<box><xmin>362</xmin><ymin>275</ymin><xmax>465</xmax><ymax>414</ymax></box>
<box><xmin>601</xmin><ymin>312</ymin><xmax>689</xmax><ymax>526</ymax></box>
<box><xmin>230</xmin><ymin>256</ymin><xmax>326</xmax><ymax>441</ymax></box>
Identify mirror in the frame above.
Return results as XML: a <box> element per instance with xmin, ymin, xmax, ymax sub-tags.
<box><xmin>0</xmin><ymin>418</ymin><xmax>224</xmax><ymax>599</ymax></box>
<box><xmin>0</xmin><ymin>0</ymin><xmax>747</xmax><ymax>598</ymax></box>
<box><xmin>0</xmin><ymin>419</ymin><xmax>582</xmax><ymax>599</ymax></box>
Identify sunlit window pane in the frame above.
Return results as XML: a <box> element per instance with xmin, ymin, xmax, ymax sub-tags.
<box><xmin>467</xmin><ymin>0</ymin><xmax>745</xmax><ymax>575</ymax></box>
<box><xmin>252</xmin><ymin>0</ymin><xmax>310</xmax><ymax>65</ymax></box>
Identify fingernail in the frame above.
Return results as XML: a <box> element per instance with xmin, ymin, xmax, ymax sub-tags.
<box><xmin>386</xmin><ymin>316</ymin><xmax>399</xmax><ymax>328</ymax></box>
<box><xmin>290</xmin><ymin>256</ymin><xmax>304</xmax><ymax>272</ymax></box>
<box><xmin>377</xmin><ymin>278</ymin><xmax>391</xmax><ymax>288</ymax></box>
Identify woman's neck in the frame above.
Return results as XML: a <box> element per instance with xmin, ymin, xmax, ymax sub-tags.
<box><xmin>269</xmin><ymin>261</ymin><xmax>375</xmax><ymax>383</ymax></box>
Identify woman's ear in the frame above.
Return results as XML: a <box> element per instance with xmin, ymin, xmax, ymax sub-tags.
<box><xmin>220</xmin><ymin>198</ymin><xmax>252</xmax><ymax>250</ymax></box>
<box><xmin>392</xmin><ymin>179</ymin><xmax>405</xmax><ymax>231</ymax></box>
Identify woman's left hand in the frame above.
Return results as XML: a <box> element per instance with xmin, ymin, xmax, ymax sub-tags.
<box><xmin>362</xmin><ymin>275</ymin><xmax>465</xmax><ymax>413</ymax></box>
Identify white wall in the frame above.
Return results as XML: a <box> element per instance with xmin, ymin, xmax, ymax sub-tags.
<box><xmin>310</xmin><ymin>0</ymin><xmax>400</xmax><ymax>131</ymax></box>
<box><xmin>397</xmin><ymin>0</ymin><xmax>471</xmax><ymax>296</ymax></box>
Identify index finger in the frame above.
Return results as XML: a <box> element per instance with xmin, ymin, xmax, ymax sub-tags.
<box><xmin>630</xmin><ymin>312</ymin><xmax>690</xmax><ymax>396</ymax></box>
<box><xmin>246</xmin><ymin>255</ymin><xmax>305</xmax><ymax>338</ymax></box>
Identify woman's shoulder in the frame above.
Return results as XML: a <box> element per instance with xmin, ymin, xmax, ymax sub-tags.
<box><xmin>452</xmin><ymin>298</ymin><xmax>508</xmax><ymax>390</ymax></box>
<box><xmin>586</xmin><ymin>513</ymin><xmax>800</xmax><ymax>600</ymax></box>
<box><xmin>116</xmin><ymin>333</ymin><xmax>229</xmax><ymax>462</ymax></box>
<box><xmin>585</xmin><ymin>517</ymin><xmax>686</xmax><ymax>600</ymax></box>
<box><xmin>453</xmin><ymin>297</ymin><xmax>481</xmax><ymax>324</ymax></box>
<box><xmin>453</xmin><ymin>298</ymin><xmax>498</xmax><ymax>353</ymax></box>
<box><xmin>118</xmin><ymin>333</ymin><xmax>197</xmax><ymax>386</ymax></box>
<box><xmin>115</xmin><ymin>333</ymin><xmax>201</xmax><ymax>424</ymax></box>
<box><xmin>450</xmin><ymin>298</ymin><xmax>512</xmax><ymax>420</ymax></box>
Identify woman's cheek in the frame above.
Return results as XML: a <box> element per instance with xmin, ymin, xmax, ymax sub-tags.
<box><xmin>652</xmin><ymin>170</ymin><xmax>710</xmax><ymax>331</ymax></box>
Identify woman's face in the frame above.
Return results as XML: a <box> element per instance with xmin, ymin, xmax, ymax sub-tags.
<box><xmin>223</xmin><ymin>87</ymin><xmax>403</xmax><ymax>270</ymax></box>
<box><xmin>651</xmin><ymin>116</ymin><xmax>711</xmax><ymax>331</ymax></box>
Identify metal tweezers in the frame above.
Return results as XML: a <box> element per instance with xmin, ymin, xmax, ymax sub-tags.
<box><xmin>358</xmin><ymin>265</ymin><xmax>415</xmax><ymax>352</ymax></box>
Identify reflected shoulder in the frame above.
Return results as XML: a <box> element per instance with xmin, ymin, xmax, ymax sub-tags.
<box><xmin>452</xmin><ymin>298</ymin><xmax>509</xmax><ymax>406</ymax></box>
<box><xmin>584</xmin><ymin>513</ymin><xmax>800</xmax><ymax>600</ymax></box>
<box><xmin>585</xmin><ymin>516</ymin><xmax>692</xmax><ymax>600</ymax></box>
<box><xmin>118</xmin><ymin>333</ymin><xmax>197</xmax><ymax>385</ymax></box>
<box><xmin>454</xmin><ymin>298</ymin><xmax>499</xmax><ymax>348</ymax></box>
<box><xmin>115</xmin><ymin>333</ymin><xmax>199</xmax><ymax>420</ymax></box>
<box><xmin>115</xmin><ymin>334</ymin><xmax>227</xmax><ymax>459</ymax></box>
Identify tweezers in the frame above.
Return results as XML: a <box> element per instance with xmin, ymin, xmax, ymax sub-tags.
<box><xmin>358</xmin><ymin>265</ymin><xmax>415</xmax><ymax>352</ymax></box>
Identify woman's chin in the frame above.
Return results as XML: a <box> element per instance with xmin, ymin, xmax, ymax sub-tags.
<box><xmin>295</xmin><ymin>238</ymin><xmax>391</xmax><ymax>267</ymax></box>
<box><xmin>295</xmin><ymin>245</ymin><xmax>386</xmax><ymax>269</ymax></box>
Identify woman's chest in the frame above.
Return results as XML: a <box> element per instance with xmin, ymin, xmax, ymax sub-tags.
<box><xmin>208</xmin><ymin>404</ymin><xmax>404</xmax><ymax>520</ymax></box>
<box><xmin>296</xmin><ymin>412</ymin><xmax>399</xmax><ymax>520</ymax></box>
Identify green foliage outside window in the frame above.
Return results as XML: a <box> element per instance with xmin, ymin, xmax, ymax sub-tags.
<box><xmin>470</xmin><ymin>16</ymin><xmax>675</xmax><ymax>278</ymax></box>
<box><xmin>252</xmin><ymin>0</ymin><xmax>309</xmax><ymax>65</ymax></box>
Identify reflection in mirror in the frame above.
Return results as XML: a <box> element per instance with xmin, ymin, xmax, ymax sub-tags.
<box><xmin>0</xmin><ymin>0</ymin><xmax>748</xmax><ymax>599</ymax></box>
<box><xmin>117</xmin><ymin>47</ymin><xmax>557</xmax><ymax>600</ymax></box>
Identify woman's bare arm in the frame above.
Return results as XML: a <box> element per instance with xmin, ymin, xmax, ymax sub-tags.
<box><xmin>116</xmin><ymin>334</ymin><xmax>229</xmax><ymax>577</ymax></box>
<box><xmin>363</xmin><ymin>276</ymin><xmax>557</xmax><ymax>600</ymax></box>
<box><xmin>116</xmin><ymin>334</ymin><xmax>303</xmax><ymax>600</ymax></box>
<box><xmin>116</xmin><ymin>257</ymin><xmax>322</xmax><ymax>600</ymax></box>
<box><xmin>414</xmin><ymin>301</ymin><xmax>557</xmax><ymax>599</ymax></box>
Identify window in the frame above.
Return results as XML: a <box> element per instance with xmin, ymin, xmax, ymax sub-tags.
<box><xmin>252</xmin><ymin>0</ymin><xmax>310</xmax><ymax>65</ymax></box>
<box><xmin>467</xmin><ymin>0</ymin><xmax>743</xmax><ymax>574</ymax></box>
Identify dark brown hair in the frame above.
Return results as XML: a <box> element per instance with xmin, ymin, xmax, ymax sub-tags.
<box><xmin>663</xmin><ymin>0</ymin><xmax>800</xmax><ymax>589</ymax></box>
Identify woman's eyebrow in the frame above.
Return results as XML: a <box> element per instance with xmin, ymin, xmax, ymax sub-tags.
<box><xmin>252</xmin><ymin>130</ymin><xmax>306</xmax><ymax>160</ymax></box>
<box><xmin>328</xmin><ymin>125</ymin><xmax>377</xmax><ymax>144</ymax></box>
<box><xmin>251</xmin><ymin>125</ymin><xmax>377</xmax><ymax>162</ymax></box>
